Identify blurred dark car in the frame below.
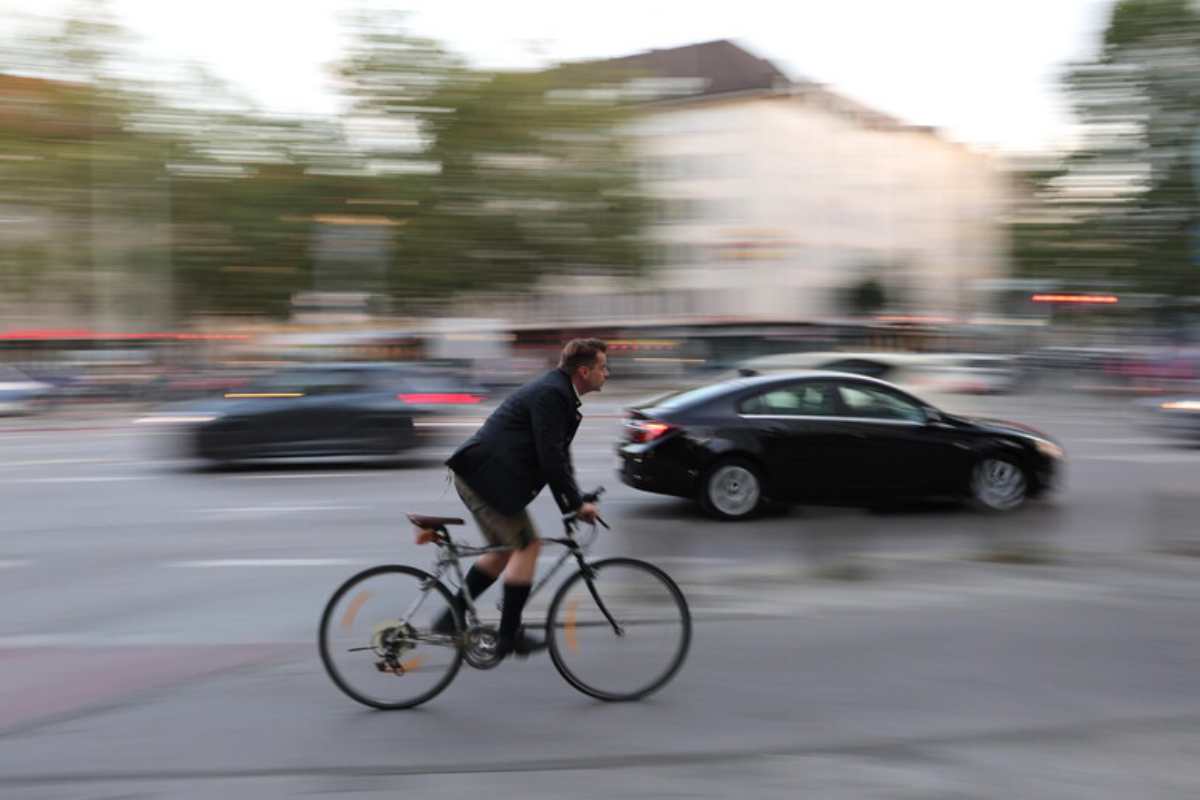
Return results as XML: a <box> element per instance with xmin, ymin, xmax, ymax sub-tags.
<box><xmin>0</xmin><ymin>365</ymin><xmax>55</xmax><ymax>415</ymax></box>
<box><xmin>617</xmin><ymin>371</ymin><xmax>1064</xmax><ymax>520</ymax></box>
<box><xmin>138</xmin><ymin>363</ymin><xmax>484</xmax><ymax>464</ymax></box>
<box><xmin>1137</xmin><ymin>395</ymin><xmax>1200</xmax><ymax>439</ymax></box>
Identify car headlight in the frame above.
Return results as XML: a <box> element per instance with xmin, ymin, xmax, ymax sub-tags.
<box><xmin>1034</xmin><ymin>439</ymin><xmax>1065</xmax><ymax>459</ymax></box>
<box><xmin>1161</xmin><ymin>400</ymin><xmax>1200</xmax><ymax>412</ymax></box>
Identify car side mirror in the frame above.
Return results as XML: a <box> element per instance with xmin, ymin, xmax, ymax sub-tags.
<box><xmin>924</xmin><ymin>408</ymin><xmax>944</xmax><ymax>426</ymax></box>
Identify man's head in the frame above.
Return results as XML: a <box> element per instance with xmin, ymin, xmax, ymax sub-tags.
<box><xmin>558</xmin><ymin>338</ymin><xmax>608</xmax><ymax>395</ymax></box>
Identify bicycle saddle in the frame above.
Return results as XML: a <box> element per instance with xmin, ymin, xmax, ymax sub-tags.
<box><xmin>406</xmin><ymin>513</ymin><xmax>465</xmax><ymax>529</ymax></box>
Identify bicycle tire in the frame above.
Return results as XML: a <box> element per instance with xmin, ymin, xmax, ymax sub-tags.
<box><xmin>546</xmin><ymin>557</ymin><xmax>691</xmax><ymax>702</ymax></box>
<box><xmin>319</xmin><ymin>564</ymin><xmax>463</xmax><ymax>710</ymax></box>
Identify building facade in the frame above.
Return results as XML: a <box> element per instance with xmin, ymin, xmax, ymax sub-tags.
<box><xmin>490</xmin><ymin>40</ymin><xmax>1010</xmax><ymax>325</ymax></box>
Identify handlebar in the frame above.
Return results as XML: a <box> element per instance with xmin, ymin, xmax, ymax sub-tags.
<box><xmin>581</xmin><ymin>486</ymin><xmax>606</xmax><ymax>504</ymax></box>
<box><xmin>563</xmin><ymin>486</ymin><xmax>609</xmax><ymax>529</ymax></box>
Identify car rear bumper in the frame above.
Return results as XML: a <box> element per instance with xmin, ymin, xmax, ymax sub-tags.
<box><xmin>618</xmin><ymin>444</ymin><xmax>696</xmax><ymax>498</ymax></box>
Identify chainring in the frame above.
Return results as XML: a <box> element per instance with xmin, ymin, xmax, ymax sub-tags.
<box><xmin>462</xmin><ymin>624</ymin><xmax>503</xmax><ymax>670</ymax></box>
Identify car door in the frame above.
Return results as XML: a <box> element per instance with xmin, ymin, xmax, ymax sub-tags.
<box><xmin>298</xmin><ymin>369</ymin><xmax>371</xmax><ymax>454</ymax></box>
<box><xmin>224</xmin><ymin>370</ymin><xmax>312</xmax><ymax>456</ymax></box>
<box><xmin>736</xmin><ymin>380</ymin><xmax>858</xmax><ymax>501</ymax></box>
<box><xmin>831</xmin><ymin>381</ymin><xmax>964</xmax><ymax>496</ymax></box>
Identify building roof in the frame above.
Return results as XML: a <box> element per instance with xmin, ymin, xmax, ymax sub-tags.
<box><xmin>586</xmin><ymin>39</ymin><xmax>792</xmax><ymax>99</ymax></box>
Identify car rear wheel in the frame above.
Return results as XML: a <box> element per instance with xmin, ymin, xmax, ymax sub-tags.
<box><xmin>970</xmin><ymin>457</ymin><xmax>1028</xmax><ymax>512</ymax></box>
<box><xmin>700</xmin><ymin>458</ymin><xmax>762</xmax><ymax>520</ymax></box>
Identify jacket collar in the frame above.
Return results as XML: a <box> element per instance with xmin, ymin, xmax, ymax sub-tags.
<box><xmin>556</xmin><ymin>368</ymin><xmax>583</xmax><ymax>408</ymax></box>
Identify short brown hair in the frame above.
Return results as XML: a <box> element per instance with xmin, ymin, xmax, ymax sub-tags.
<box><xmin>558</xmin><ymin>338</ymin><xmax>607</xmax><ymax>375</ymax></box>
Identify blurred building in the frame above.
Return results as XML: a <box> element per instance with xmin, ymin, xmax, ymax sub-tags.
<box><xmin>490</xmin><ymin>39</ymin><xmax>1010</xmax><ymax>325</ymax></box>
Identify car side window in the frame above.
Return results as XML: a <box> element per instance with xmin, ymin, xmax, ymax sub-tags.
<box><xmin>304</xmin><ymin>372</ymin><xmax>367</xmax><ymax>396</ymax></box>
<box><xmin>740</xmin><ymin>382</ymin><xmax>838</xmax><ymax>416</ymax></box>
<box><xmin>836</xmin><ymin>384</ymin><xmax>925</xmax><ymax>422</ymax></box>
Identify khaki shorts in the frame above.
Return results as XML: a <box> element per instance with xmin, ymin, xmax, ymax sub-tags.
<box><xmin>452</xmin><ymin>472</ymin><xmax>539</xmax><ymax>550</ymax></box>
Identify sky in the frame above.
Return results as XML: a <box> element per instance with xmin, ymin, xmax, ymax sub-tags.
<box><xmin>6</xmin><ymin>0</ymin><xmax>1115</xmax><ymax>154</ymax></box>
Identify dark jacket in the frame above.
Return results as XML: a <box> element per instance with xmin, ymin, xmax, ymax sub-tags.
<box><xmin>446</xmin><ymin>368</ymin><xmax>584</xmax><ymax>515</ymax></box>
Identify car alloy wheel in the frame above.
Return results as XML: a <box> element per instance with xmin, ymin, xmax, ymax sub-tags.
<box><xmin>705</xmin><ymin>462</ymin><xmax>761</xmax><ymax>519</ymax></box>
<box><xmin>971</xmin><ymin>457</ymin><xmax>1027</xmax><ymax>511</ymax></box>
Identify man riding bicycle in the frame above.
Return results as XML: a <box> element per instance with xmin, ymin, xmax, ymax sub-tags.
<box><xmin>435</xmin><ymin>338</ymin><xmax>608</xmax><ymax>660</ymax></box>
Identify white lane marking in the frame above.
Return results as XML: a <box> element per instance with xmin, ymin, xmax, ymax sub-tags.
<box><xmin>167</xmin><ymin>558</ymin><xmax>369</xmax><ymax>568</ymax></box>
<box><xmin>1076</xmin><ymin>453</ymin><xmax>1200</xmax><ymax>464</ymax></box>
<box><xmin>0</xmin><ymin>457</ymin><xmax>120</xmax><ymax>469</ymax></box>
<box><xmin>413</xmin><ymin>421</ymin><xmax>484</xmax><ymax>428</ymax></box>
<box><xmin>0</xmin><ymin>634</ymin><xmax>314</xmax><ymax>647</ymax></box>
<box><xmin>6</xmin><ymin>476</ymin><xmax>146</xmax><ymax>484</ymax></box>
<box><xmin>0</xmin><ymin>560</ymin><xmax>31</xmax><ymax>569</ymax></box>
<box><xmin>189</xmin><ymin>504</ymin><xmax>369</xmax><ymax>515</ymax></box>
<box><xmin>230</xmin><ymin>472</ymin><xmax>381</xmax><ymax>481</ymax></box>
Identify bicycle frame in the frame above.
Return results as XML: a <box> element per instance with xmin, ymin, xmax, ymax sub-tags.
<box><xmin>397</xmin><ymin>515</ymin><xmax>619</xmax><ymax>636</ymax></box>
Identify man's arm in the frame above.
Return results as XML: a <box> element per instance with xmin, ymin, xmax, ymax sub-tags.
<box><xmin>530</xmin><ymin>388</ymin><xmax>584</xmax><ymax>513</ymax></box>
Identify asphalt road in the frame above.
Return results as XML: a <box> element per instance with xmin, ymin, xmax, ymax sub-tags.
<box><xmin>2</xmin><ymin>387</ymin><xmax>1200</xmax><ymax>798</ymax></box>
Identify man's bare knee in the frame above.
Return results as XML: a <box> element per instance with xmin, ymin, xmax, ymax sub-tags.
<box><xmin>476</xmin><ymin>551</ymin><xmax>509</xmax><ymax>577</ymax></box>
<box><xmin>504</xmin><ymin>539</ymin><xmax>541</xmax><ymax>583</ymax></box>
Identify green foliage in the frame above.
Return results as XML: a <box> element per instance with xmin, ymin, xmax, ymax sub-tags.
<box><xmin>1014</xmin><ymin>0</ymin><xmax>1200</xmax><ymax>303</ymax></box>
<box><xmin>843</xmin><ymin>277</ymin><xmax>887</xmax><ymax>315</ymax></box>
<box><xmin>0</xmin><ymin>2</ymin><xmax>651</xmax><ymax>323</ymax></box>
<box><xmin>336</xmin><ymin>11</ymin><xmax>651</xmax><ymax>307</ymax></box>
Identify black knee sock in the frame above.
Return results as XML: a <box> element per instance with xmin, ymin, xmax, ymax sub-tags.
<box><xmin>498</xmin><ymin>583</ymin><xmax>532</xmax><ymax>643</ymax></box>
<box><xmin>458</xmin><ymin>565</ymin><xmax>498</xmax><ymax>609</ymax></box>
<box><xmin>436</xmin><ymin>565</ymin><xmax>497</xmax><ymax>629</ymax></box>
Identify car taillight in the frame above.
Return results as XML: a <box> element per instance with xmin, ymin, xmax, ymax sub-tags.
<box><xmin>626</xmin><ymin>419</ymin><xmax>675</xmax><ymax>443</ymax></box>
<box><xmin>397</xmin><ymin>393</ymin><xmax>483</xmax><ymax>405</ymax></box>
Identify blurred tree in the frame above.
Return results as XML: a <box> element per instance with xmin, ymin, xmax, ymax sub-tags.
<box><xmin>336</xmin><ymin>8</ymin><xmax>651</xmax><ymax>307</ymax></box>
<box><xmin>0</xmin><ymin>0</ymin><xmax>157</xmax><ymax>320</ymax></box>
<box><xmin>2</xmin><ymin>3</ymin><xmax>651</xmax><ymax>324</ymax></box>
<box><xmin>841</xmin><ymin>276</ymin><xmax>888</xmax><ymax>316</ymax></box>
<box><xmin>1017</xmin><ymin>0</ymin><xmax>1200</xmax><ymax>305</ymax></box>
<box><xmin>0</xmin><ymin>4</ymin><xmax>336</xmax><ymax>322</ymax></box>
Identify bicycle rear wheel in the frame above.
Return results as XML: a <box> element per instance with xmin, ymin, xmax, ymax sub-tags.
<box><xmin>546</xmin><ymin>557</ymin><xmax>691</xmax><ymax>701</ymax></box>
<box><xmin>319</xmin><ymin>565</ymin><xmax>463</xmax><ymax>709</ymax></box>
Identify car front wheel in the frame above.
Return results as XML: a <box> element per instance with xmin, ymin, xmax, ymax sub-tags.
<box><xmin>970</xmin><ymin>457</ymin><xmax>1028</xmax><ymax>512</ymax></box>
<box><xmin>700</xmin><ymin>458</ymin><xmax>763</xmax><ymax>520</ymax></box>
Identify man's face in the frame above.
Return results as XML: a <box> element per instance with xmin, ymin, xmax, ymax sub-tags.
<box><xmin>579</xmin><ymin>351</ymin><xmax>609</xmax><ymax>394</ymax></box>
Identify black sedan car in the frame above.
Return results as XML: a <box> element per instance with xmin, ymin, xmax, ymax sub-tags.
<box><xmin>618</xmin><ymin>371</ymin><xmax>1064</xmax><ymax>520</ymax></box>
<box><xmin>138</xmin><ymin>363</ymin><xmax>484</xmax><ymax>464</ymax></box>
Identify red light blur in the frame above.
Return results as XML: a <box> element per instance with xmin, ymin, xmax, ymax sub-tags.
<box><xmin>627</xmin><ymin>420</ymin><xmax>674</xmax><ymax>443</ymax></box>
<box><xmin>398</xmin><ymin>393</ymin><xmax>483</xmax><ymax>405</ymax></box>
<box><xmin>1030</xmin><ymin>294</ymin><xmax>1119</xmax><ymax>304</ymax></box>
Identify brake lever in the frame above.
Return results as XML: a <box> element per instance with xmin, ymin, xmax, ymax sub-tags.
<box><xmin>596</xmin><ymin>515</ymin><xmax>610</xmax><ymax>530</ymax></box>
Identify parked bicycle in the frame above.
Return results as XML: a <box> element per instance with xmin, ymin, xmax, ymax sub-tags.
<box><xmin>319</xmin><ymin>488</ymin><xmax>691</xmax><ymax>709</ymax></box>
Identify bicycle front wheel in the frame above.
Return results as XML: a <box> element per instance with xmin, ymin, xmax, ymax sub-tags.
<box><xmin>319</xmin><ymin>565</ymin><xmax>463</xmax><ymax>710</ymax></box>
<box><xmin>546</xmin><ymin>557</ymin><xmax>691</xmax><ymax>701</ymax></box>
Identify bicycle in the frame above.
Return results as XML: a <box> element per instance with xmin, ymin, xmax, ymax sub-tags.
<box><xmin>318</xmin><ymin>487</ymin><xmax>691</xmax><ymax>709</ymax></box>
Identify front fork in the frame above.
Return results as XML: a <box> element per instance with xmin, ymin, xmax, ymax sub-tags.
<box><xmin>575</xmin><ymin>553</ymin><xmax>624</xmax><ymax>637</ymax></box>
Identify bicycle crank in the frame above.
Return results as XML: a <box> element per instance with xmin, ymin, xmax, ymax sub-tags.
<box><xmin>462</xmin><ymin>624</ymin><xmax>503</xmax><ymax>670</ymax></box>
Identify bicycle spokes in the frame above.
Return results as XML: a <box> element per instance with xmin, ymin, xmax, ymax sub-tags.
<box><xmin>319</xmin><ymin>566</ymin><xmax>464</xmax><ymax>709</ymax></box>
<box><xmin>547</xmin><ymin>558</ymin><xmax>691</xmax><ymax>702</ymax></box>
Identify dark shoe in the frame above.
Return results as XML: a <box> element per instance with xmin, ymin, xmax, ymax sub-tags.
<box><xmin>497</xmin><ymin>627</ymin><xmax>547</xmax><ymax>660</ymax></box>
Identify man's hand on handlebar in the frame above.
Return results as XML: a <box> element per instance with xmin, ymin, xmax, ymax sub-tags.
<box><xmin>576</xmin><ymin>502</ymin><xmax>600</xmax><ymax>524</ymax></box>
